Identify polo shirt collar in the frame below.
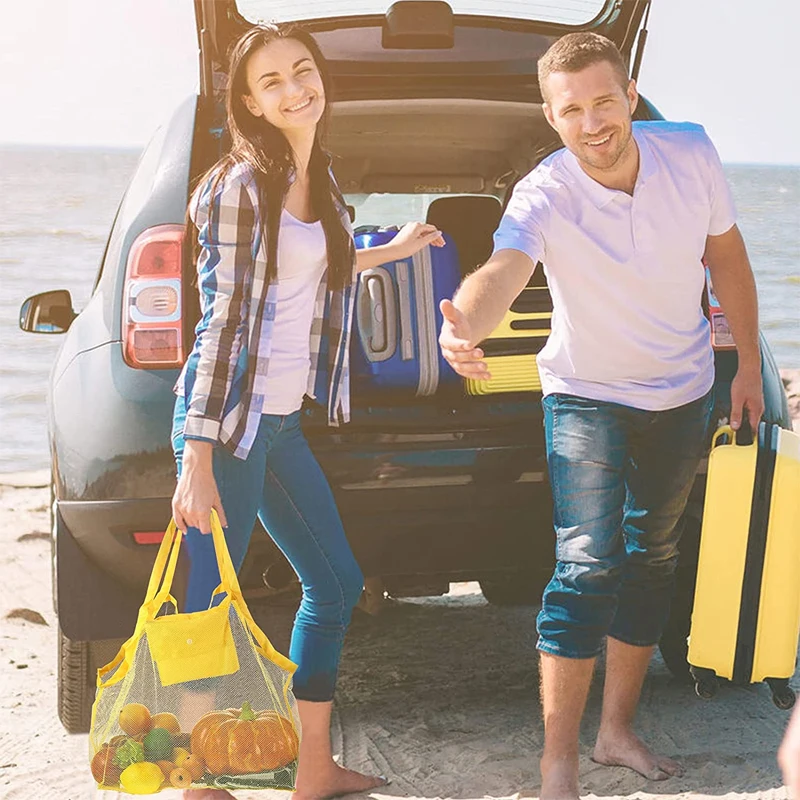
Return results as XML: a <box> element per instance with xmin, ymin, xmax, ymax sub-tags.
<box><xmin>563</xmin><ymin>125</ymin><xmax>656</xmax><ymax>209</ymax></box>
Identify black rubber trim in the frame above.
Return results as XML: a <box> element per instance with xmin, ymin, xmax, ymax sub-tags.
<box><xmin>480</xmin><ymin>337</ymin><xmax>546</xmax><ymax>357</ymax></box>
<box><xmin>733</xmin><ymin>422</ymin><xmax>777</xmax><ymax>685</ymax></box>
<box><xmin>510</xmin><ymin>318</ymin><xmax>551</xmax><ymax>331</ymax></box>
<box><xmin>510</xmin><ymin>289</ymin><xmax>553</xmax><ymax>314</ymax></box>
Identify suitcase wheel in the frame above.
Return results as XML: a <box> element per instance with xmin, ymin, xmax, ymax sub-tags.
<box><xmin>766</xmin><ymin>678</ymin><xmax>796</xmax><ymax>711</ymax></box>
<box><xmin>690</xmin><ymin>666</ymin><xmax>718</xmax><ymax>700</ymax></box>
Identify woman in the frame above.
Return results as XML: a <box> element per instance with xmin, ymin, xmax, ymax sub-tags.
<box><xmin>171</xmin><ymin>23</ymin><xmax>443</xmax><ymax>800</ymax></box>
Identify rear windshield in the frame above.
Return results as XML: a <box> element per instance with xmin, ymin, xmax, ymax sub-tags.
<box><xmin>237</xmin><ymin>0</ymin><xmax>609</xmax><ymax>26</ymax></box>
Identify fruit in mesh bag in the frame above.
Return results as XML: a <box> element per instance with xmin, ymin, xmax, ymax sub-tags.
<box><xmin>150</xmin><ymin>712</ymin><xmax>181</xmax><ymax>734</ymax></box>
<box><xmin>169</xmin><ymin>767</ymin><xmax>193</xmax><ymax>788</ymax></box>
<box><xmin>90</xmin><ymin>745</ymin><xmax>123</xmax><ymax>785</ymax></box>
<box><xmin>143</xmin><ymin>727</ymin><xmax>174</xmax><ymax>761</ymax></box>
<box><xmin>191</xmin><ymin>702</ymin><xmax>299</xmax><ymax>775</ymax></box>
<box><xmin>119</xmin><ymin>703</ymin><xmax>152</xmax><ymax>737</ymax></box>
<box><xmin>119</xmin><ymin>761</ymin><xmax>166</xmax><ymax>794</ymax></box>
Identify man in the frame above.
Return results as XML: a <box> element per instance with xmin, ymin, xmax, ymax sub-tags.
<box><xmin>779</xmin><ymin>704</ymin><xmax>800</xmax><ymax>797</ymax></box>
<box><xmin>439</xmin><ymin>32</ymin><xmax>763</xmax><ymax>800</ymax></box>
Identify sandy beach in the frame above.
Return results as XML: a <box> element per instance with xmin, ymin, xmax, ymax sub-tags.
<box><xmin>1</xmin><ymin>370</ymin><xmax>798</xmax><ymax>800</ymax></box>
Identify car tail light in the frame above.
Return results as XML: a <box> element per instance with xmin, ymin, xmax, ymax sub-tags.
<box><xmin>132</xmin><ymin>531</ymin><xmax>166</xmax><ymax>545</ymax></box>
<box><xmin>123</xmin><ymin>225</ymin><xmax>186</xmax><ymax>368</ymax></box>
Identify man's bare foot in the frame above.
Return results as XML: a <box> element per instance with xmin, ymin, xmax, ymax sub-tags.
<box><xmin>593</xmin><ymin>727</ymin><xmax>684</xmax><ymax>781</ymax></box>
<box><xmin>182</xmin><ymin>790</ymin><xmax>236</xmax><ymax>799</ymax></box>
<box><xmin>540</xmin><ymin>752</ymin><xmax>580</xmax><ymax>800</ymax></box>
<box><xmin>295</xmin><ymin>762</ymin><xmax>388</xmax><ymax>800</ymax></box>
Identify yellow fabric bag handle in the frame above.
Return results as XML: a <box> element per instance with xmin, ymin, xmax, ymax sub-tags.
<box><xmin>98</xmin><ymin>513</ymin><xmax>295</xmax><ymax>688</ymax></box>
<box><xmin>96</xmin><ymin>520</ymin><xmax>183</xmax><ymax>687</ymax></box>
<box><xmin>208</xmin><ymin>510</ymin><xmax>296</xmax><ymax>674</ymax></box>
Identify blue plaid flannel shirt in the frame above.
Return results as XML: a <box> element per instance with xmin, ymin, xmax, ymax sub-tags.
<box><xmin>174</xmin><ymin>161</ymin><xmax>356</xmax><ymax>459</ymax></box>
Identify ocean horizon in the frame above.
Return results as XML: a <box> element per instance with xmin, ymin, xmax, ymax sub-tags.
<box><xmin>1</xmin><ymin>145</ymin><xmax>798</xmax><ymax>474</ymax></box>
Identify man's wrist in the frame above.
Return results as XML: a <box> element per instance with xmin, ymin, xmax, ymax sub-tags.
<box><xmin>736</xmin><ymin>351</ymin><xmax>762</xmax><ymax>373</ymax></box>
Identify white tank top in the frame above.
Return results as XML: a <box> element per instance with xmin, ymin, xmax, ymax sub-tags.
<box><xmin>261</xmin><ymin>208</ymin><xmax>327</xmax><ymax>415</ymax></box>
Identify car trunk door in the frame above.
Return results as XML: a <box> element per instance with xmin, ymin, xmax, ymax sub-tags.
<box><xmin>195</xmin><ymin>0</ymin><xmax>652</xmax><ymax>103</ymax></box>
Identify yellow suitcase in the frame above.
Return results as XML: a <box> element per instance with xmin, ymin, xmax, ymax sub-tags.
<box><xmin>465</xmin><ymin>285</ymin><xmax>552</xmax><ymax>395</ymax></box>
<box><xmin>688</xmin><ymin>422</ymin><xmax>800</xmax><ymax>708</ymax></box>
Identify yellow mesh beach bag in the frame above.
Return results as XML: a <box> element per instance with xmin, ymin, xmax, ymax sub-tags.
<box><xmin>89</xmin><ymin>511</ymin><xmax>300</xmax><ymax>793</ymax></box>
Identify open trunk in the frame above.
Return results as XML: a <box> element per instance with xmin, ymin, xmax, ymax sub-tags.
<box><xmin>186</xmin><ymin>0</ymin><xmax>653</xmax><ymax>419</ymax></box>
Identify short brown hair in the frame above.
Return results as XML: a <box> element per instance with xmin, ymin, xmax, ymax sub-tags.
<box><xmin>538</xmin><ymin>32</ymin><xmax>629</xmax><ymax>101</ymax></box>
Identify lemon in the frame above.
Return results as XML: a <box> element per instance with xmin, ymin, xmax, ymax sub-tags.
<box><xmin>119</xmin><ymin>761</ymin><xmax>165</xmax><ymax>794</ymax></box>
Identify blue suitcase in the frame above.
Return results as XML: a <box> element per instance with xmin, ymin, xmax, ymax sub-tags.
<box><xmin>352</xmin><ymin>227</ymin><xmax>460</xmax><ymax>396</ymax></box>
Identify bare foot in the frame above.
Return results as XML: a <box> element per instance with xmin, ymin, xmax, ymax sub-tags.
<box><xmin>182</xmin><ymin>790</ymin><xmax>236</xmax><ymax>799</ymax></box>
<box><xmin>295</xmin><ymin>762</ymin><xmax>388</xmax><ymax>800</ymax></box>
<box><xmin>593</xmin><ymin>727</ymin><xmax>684</xmax><ymax>780</ymax></box>
<box><xmin>540</xmin><ymin>752</ymin><xmax>580</xmax><ymax>800</ymax></box>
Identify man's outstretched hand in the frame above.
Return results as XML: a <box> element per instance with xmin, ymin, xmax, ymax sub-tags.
<box><xmin>439</xmin><ymin>299</ymin><xmax>490</xmax><ymax>380</ymax></box>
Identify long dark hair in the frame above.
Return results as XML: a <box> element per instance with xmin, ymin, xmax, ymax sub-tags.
<box><xmin>194</xmin><ymin>23</ymin><xmax>354</xmax><ymax>291</ymax></box>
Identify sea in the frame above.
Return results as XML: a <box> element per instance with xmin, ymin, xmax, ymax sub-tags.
<box><xmin>1</xmin><ymin>145</ymin><xmax>798</xmax><ymax>475</ymax></box>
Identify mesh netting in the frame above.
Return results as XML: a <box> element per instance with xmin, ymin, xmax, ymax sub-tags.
<box><xmin>89</xmin><ymin>518</ymin><xmax>300</xmax><ymax>793</ymax></box>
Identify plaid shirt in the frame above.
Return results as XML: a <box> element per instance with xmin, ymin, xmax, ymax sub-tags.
<box><xmin>175</xmin><ymin>161</ymin><xmax>356</xmax><ymax>459</ymax></box>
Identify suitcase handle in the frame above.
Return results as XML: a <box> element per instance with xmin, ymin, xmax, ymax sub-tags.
<box><xmin>711</xmin><ymin>424</ymin><xmax>757</xmax><ymax>449</ymax></box>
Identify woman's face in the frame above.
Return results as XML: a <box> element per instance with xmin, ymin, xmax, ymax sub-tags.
<box><xmin>242</xmin><ymin>38</ymin><xmax>326</xmax><ymax>133</ymax></box>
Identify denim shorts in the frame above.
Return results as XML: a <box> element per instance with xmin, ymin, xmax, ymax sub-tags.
<box><xmin>536</xmin><ymin>390</ymin><xmax>714</xmax><ymax>659</ymax></box>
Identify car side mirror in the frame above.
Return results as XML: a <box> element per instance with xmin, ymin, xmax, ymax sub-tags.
<box><xmin>19</xmin><ymin>290</ymin><xmax>76</xmax><ymax>334</ymax></box>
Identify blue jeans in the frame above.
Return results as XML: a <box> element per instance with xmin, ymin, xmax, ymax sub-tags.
<box><xmin>172</xmin><ymin>398</ymin><xmax>364</xmax><ymax>701</ymax></box>
<box><xmin>537</xmin><ymin>390</ymin><xmax>714</xmax><ymax>659</ymax></box>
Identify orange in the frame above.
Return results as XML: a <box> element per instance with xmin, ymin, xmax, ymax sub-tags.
<box><xmin>182</xmin><ymin>753</ymin><xmax>206</xmax><ymax>781</ymax></box>
<box><xmin>119</xmin><ymin>703</ymin><xmax>152</xmax><ymax>737</ymax></box>
<box><xmin>150</xmin><ymin>712</ymin><xmax>181</xmax><ymax>734</ymax></box>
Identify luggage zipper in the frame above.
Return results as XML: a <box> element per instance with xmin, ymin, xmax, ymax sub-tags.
<box><xmin>732</xmin><ymin>422</ymin><xmax>778</xmax><ymax>684</ymax></box>
<box><xmin>412</xmin><ymin>246</ymin><xmax>439</xmax><ymax>396</ymax></box>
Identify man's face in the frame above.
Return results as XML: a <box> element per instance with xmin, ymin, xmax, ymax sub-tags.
<box><xmin>542</xmin><ymin>60</ymin><xmax>638</xmax><ymax>174</ymax></box>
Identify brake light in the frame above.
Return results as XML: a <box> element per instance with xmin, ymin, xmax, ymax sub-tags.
<box><xmin>123</xmin><ymin>225</ymin><xmax>186</xmax><ymax>368</ymax></box>
<box><xmin>132</xmin><ymin>531</ymin><xmax>166</xmax><ymax>545</ymax></box>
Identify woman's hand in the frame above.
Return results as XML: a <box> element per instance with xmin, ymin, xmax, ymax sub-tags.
<box><xmin>354</xmin><ymin>222</ymin><xmax>445</xmax><ymax>273</ymax></box>
<box><xmin>171</xmin><ymin>440</ymin><xmax>227</xmax><ymax>534</ymax></box>
<box><xmin>389</xmin><ymin>222</ymin><xmax>445</xmax><ymax>259</ymax></box>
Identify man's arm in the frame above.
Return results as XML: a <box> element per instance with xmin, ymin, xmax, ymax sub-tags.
<box><xmin>439</xmin><ymin>248</ymin><xmax>535</xmax><ymax>379</ymax></box>
<box><xmin>704</xmin><ymin>223</ymin><xmax>764</xmax><ymax>430</ymax></box>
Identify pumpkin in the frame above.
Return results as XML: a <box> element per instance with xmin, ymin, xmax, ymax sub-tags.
<box><xmin>190</xmin><ymin>702</ymin><xmax>298</xmax><ymax>775</ymax></box>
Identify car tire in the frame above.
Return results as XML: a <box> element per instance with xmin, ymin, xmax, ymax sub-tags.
<box><xmin>479</xmin><ymin>571</ymin><xmax>548</xmax><ymax>606</ymax></box>
<box><xmin>57</xmin><ymin>628</ymin><xmax>93</xmax><ymax>733</ymax></box>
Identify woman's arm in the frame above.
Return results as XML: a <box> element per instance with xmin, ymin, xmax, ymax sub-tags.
<box><xmin>182</xmin><ymin>170</ymin><xmax>257</xmax><ymax>443</ymax></box>
<box><xmin>355</xmin><ymin>221</ymin><xmax>444</xmax><ymax>273</ymax></box>
<box><xmin>173</xmin><ymin>168</ymin><xmax>257</xmax><ymax>534</ymax></box>
<box><xmin>172</xmin><ymin>440</ymin><xmax>227</xmax><ymax>534</ymax></box>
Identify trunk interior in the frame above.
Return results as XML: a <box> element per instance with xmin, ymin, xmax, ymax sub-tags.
<box><xmin>186</xmin><ymin>93</ymin><xmax>562</xmax><ymax>422</ymax></box>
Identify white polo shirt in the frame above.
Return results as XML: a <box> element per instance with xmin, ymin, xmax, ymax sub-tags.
<box><xmin>493</xmin><ymin>120</ymin><xmax>737</xmax><ymax>410</ymax></box>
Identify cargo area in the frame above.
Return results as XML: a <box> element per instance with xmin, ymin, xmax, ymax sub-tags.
<box><xmin>186</xmin><ymin>96</ymin><xmax>565</xmax><ymax>418</ymax></box>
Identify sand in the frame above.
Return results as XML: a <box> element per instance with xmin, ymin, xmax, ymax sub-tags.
<box><xmin>0</xmin><ymin>370</ymin><xmax>798</xmax><ymax>800</ymax></box>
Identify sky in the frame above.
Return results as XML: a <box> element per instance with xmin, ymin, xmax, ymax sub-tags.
<box><xmin>1</xmin><ymin>0</ymin><xmax>799</xmax><ymax>165</ymax></box>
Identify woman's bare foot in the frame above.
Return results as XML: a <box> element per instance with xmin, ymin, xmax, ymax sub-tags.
<box><xmin>294</xmin><ymin>762</ymin><xmax>388</xmax><ymax>800</ymax></box>
<box><xmin>182</xmin><ymin>790</ymin><xmax>236</xmax><ymax>799</ymax></box>
<box><xmin>540</xmin><ymin>752</ymin><xmax>580</xmax><ymax>800</ymax></box>
<box><xmin>593</xmin><ymin>727</ymin><xmax>684</xmax><ymax>780</ymax></box>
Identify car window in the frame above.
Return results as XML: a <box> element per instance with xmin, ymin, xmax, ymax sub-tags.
<box><xmin>347</xmin><ymin>193</ymin><xmax>471</xmax><ymax>229</ymax></box>
<box><xmin>237</xmin><ymin>0</ymin><xmax>609</xmax><ymax>25</ymax></box>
